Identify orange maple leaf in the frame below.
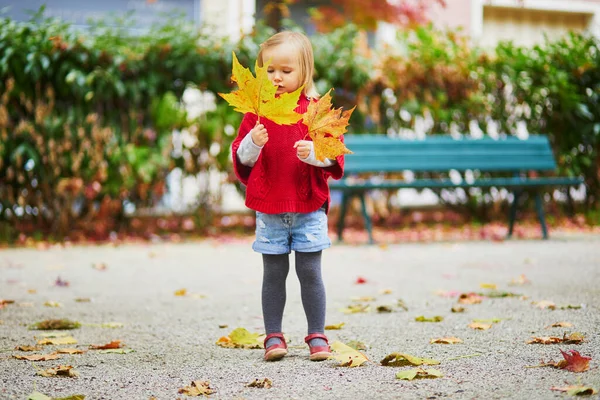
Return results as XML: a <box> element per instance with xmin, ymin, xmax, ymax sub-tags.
<box><xmin>301</xmin><ymin>89</ymin><xmax>354</xmax><ymax>161</ymax></box>
<box><xmin>218</xmin><ymin>52</ymin><xmax>303</xmax><ymax>125</ymax></box>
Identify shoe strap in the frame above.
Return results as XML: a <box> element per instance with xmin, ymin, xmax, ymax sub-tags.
<box><xmin>304</xmin><ymin>333</ymin><xmax>328</xmax><ymax>344</ymax></box>
<box><xmin>264</xmin><ymin>332</ymin><xmax>286</xmax><ymax>346</ymax></box>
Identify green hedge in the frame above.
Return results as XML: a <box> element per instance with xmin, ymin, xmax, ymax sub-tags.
<box><xmin>0</xmin><ymin>11</ymin><xmax>597</xmax><ymax>241</ymax></box>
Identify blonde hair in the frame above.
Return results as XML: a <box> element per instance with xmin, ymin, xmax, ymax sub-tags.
<box><xmin>257</xmin><ymin>31</ymin><xmax>319</xmax><ymax>99</ymax></box>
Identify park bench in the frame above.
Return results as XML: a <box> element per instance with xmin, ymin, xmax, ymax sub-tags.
<box><xmin>330</xmin><ymin>134</ymin><xmax>584</xmax><ymax>243</ymax></box>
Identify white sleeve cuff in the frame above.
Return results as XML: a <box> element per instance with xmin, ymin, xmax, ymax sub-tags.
<box><xmin>237</xmin><ymin>133</ymin><xmax>263</xmax><ymax>167</ymax></box>
<box><xmin>299</xmin><ymin>141</ymin><xmax>336</xmax><ymax>167</ymax></box>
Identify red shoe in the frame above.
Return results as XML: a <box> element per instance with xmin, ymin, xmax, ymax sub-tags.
<box><xmin>264</xmin><ymin>333</ymin><xmax>288</xmax><ymax>361</ymax></box>
<box><xmin>304</xmin><ymin>333</ymin><xmax>331</xmax><ymax>361</ymax></box>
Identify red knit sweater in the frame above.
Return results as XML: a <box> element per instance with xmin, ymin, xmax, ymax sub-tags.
<box><xmin>231</xmin><ymin>96</ymin><xmax>345</xmax><ymax>214</ymax></box>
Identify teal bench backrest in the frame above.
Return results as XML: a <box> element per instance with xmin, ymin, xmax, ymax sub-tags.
<box><xmin>343</xmin><ymin>134</ymin><xmax>557</xmax><ymax>173</ymax></box>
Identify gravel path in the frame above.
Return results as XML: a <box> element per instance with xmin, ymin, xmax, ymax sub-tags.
<box><xmin>1</xmin><ymin>234</ymin><xmax>599</xmax><ymax>399</ymax></box>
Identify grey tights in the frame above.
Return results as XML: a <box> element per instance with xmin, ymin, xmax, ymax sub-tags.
<box><xmin>262</xmin><ymin>251</ymin><xmax>327</xmax><ymax>348</ymax></box>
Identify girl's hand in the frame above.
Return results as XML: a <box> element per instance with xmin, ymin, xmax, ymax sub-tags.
<box><xmin>294</xmin><ymin>140</ymin><xmax>312</xmax><ymax>160</ymax></box>
<box><xmin>250</xmin><ymin>122</ymin><xmax>268</xmax><ymax>147</ymax></box>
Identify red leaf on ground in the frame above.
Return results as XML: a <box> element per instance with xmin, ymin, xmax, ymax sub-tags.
<box><xmin>55</xmin><ymin>277</ymin><xmax>70</xmax><ymax>287</ymax></box>
<box><xmin>355</xmin><ymin>276</ymin><xmax>367</xmax><ymax>284</ymax></box>
<box><xmin>559</xmin><ymin>349</ymin><xmax>591</xmax><ymax>372</ymax></box>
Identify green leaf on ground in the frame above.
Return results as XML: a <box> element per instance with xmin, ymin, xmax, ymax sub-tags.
<box><xmin>381</xmin><ymin>353</ymin><xmax>440</xmax><ymax>367</ymax></box>
<box><xmin>396</xmin><ymin>368</ymin><xmax>444</xmax><ymax>380</ymax></box>
<box><xmin>415</xmin><ymin>315</ymin><xmax>443</xmax><ymax>322</ymax></box>
<box><xmin>216</xmin><ymin>327</ymin><xmax>263</xmax><ymax>349</ymax></box>
<box><xmin>325</xmin><ymin>322</ymin><xmax>345</xmax><ymax>330</ymax></box>
<box><xmin>29</xmin><ymin>319</ymin><xmax>81</xmax><ymax>330</ymax></box>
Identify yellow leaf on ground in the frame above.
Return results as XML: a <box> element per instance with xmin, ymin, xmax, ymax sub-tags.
<box><xmin>533</xmin><ymin>300</ymin><xmax>556</xmax><ymax>310</ymax></box>
<box><xmin>548</xmin><ymin>321</ymin><xmax>573</xmax><ymax>328</ymax></box>
<box><xmin>219</xmin><ymin>52</ymin><xmax>303</xmax><ymax>125</ymax></box>
<box><xmin>430</xmin><ymin>337</ymin><xmax>463</xmax><ymax>344</ymax></box>
<box><xmin>550</xmin><ymin>385</ymin><xmax>597</xmax><ymax>395</ymax></box>
<box><xmin>37</xmin><ymin>365</ymin><xmax>78</xmax><ymax>378</ymax></box>
<box><xmin>30</xmin><ymin>319</ymin><xmax>81</xmax><ymax>330</ymax></box>
<box><xmin>325</xmin><ymin>322</ymin><xmax>345</xmax><ymax>330</ymax></box>
<box><xmin>15</xmin><ymin>345</ymin><xmax>42</xmax><ymax>351</ymax></box>
<box><xmin>468</xmin><ymin>322</ymin><xmax>492</xmax><ymax>330</ymax></box>
<box><xmin>340</xmin><ymin>304</ymin><xmax>370</xmax><ymax>314</ymax></box>
<box><xmin>37</xmin><ymin>336</ymin><xmax>78</xmax><ymax>345</ymax></box>
<box><xmin>13</xmin><ymin>353</ymin><xmax>61</xmax><ymax>361</ymax></box>
<box><xmin>396</xmin><ymin>368</ymin><xmax>444</xmax><ymax>380</ymax></box>
<box><xmin>301</xmin><ymin>90</ymin><xmax>354</xmax><ymax>161</ymax></box>
<box><xmin>415</xmin><ymin>316</ymin><xmax>444</xmax><ymax>322</ymax></box>
<box><xmin>330</xmin><ymin>341</ymin><xmax>369</xmax><ymax>367</ymax></box>
<box><xmin>216</xmin><ymin>327</ymin><xmax>263</xmax><ymax>349</ymax></box>
<box><xmin>479</xmin><ymin>283</ymin><xmax>497</xmax><ymax>289</ymax></box>
<box><xmin>246</xmin><ymin>378</ymin><xmax>273</xmax><ymax>388</ymax></box>
<box><xmin>458</xmin><ymin>293</ymin><xmax>483</xmax><ymax>304</ymax></box>
<box><xmin>56</xmin><ymin>348</ymin><xmax>86</xmax><ymax>354</ymax></box>
<box><xmin>380</xmin><ymin>289</ymin><xmax>393</xmax><ymax>295</ymax></box>
<box><xmin>178</xmin><ymin>380</ymin><xmax>215</xmax><ymax>396</ymax></box>
<box><xmin>43</xmin><ymin>301</ymin><xmax>62</xmax><ymax>308</ymax></box>
<box><xmin>381</xmin><ymin>353</ymin><xmax>440</xmax><ymax>367</ymax></box>
<box><xmin>351</xmin><ymin>296</ymin><xmax>376</xmax><ymax>302</ymax></box>
<box><xmin>174</xmin><ymin>288</ymin><xmax>187</xmax><ymax>296</ymax></box>
<box><xmin>451</xmin><ymin>306</ymin><xmax>465</xmax><ymax>313</ymax></box>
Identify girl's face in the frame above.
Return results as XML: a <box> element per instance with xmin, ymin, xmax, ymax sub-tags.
<box><xmin>262</xmin><ymin>44</ymin><xmax>302</xmax><ymax>96</ymax></box>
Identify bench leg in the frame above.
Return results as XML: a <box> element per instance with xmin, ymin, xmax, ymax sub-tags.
<box><xmin>336</xmin><ymin>193</ymin><xmax>350</xmax><ymax>242</ymax></box>
<box><xmin>507</xmin><ymin>190</ymin><xmax>521</xmax><ymax>238</ymax></box>
<box><xmin>534</xmin><ymin>192</ymin><xmax>549</xmax><ymax>239</ymax></box>
<box><xmin>359</xmin><ymin>194</ymin><xmax>374</xmax><ymax>244</ymax></box>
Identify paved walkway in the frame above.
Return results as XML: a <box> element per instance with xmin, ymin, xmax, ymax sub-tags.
<box><xmin>1</xmin><ymin>234</ymin><xmax>599</xmax><ymax>399</ymax></box>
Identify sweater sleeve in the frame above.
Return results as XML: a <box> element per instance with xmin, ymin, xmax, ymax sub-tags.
<box><xmin>231</xmin><ymin>113</ymin><xmax>258</xmax><ymax>185</ymax></box>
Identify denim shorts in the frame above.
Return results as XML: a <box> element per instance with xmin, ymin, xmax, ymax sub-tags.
<box><xmin>252</xmin><ymin>208</ymin><xmax>331</xmax><ymax>254</ymax></box>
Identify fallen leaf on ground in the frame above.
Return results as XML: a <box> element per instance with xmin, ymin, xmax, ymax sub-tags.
<box><xmin>44</xmin><ymin>301</ymin><xmax>62</xmax><ymax>308</ymax></box>
<box><xmin>347</xmin><ymin>341</ymin><xmax>367</xmax><ymax>350</ymax></box>
<box><xmin>30</xmin><ymin>319</ymin><xmax>81</xmax><ymax>330</ymax></box>
<box><xmin>472</xmin><ymin>318</ymin><xmax>502</xmax><ymax>323</ymax></box>
<box><xmin>330</xmin><ymin>341</ymin><xmax>369</xmax><ymax>367</ymax></box>
<box><xmin>396</xmin><ymin>299</ymin><xmax>409</xmax><ymax>311</ymax></box>
<box><xmin>38</xmin><ymin>336</ymin><xmax>78</xmax><ymax>345</ymax></box>
<box><xmin>74</xmin><ymin>298</ymin><xmax>91</xmax><ymax>303</ymax></box>
<box><xmin>451</xmin><ymin>306</ymin><xmax>465</xmax><ymax>313</ymax></box>
<box><xmin>509</xmin><ymin>274</ymin><xmax>531</xmax><ymax>286</ymax></box>
<box><xmin>246</xmin><ymin>378</ymin><xmax>272</xmax><ymax>389</ymax></box>
<box><xmin>380</xmin><ymin>289</ymin><xmax>393</xmax><ymax>295</ymax></box>
<box><xmin>216</xmin><ymin>327</ymin><xmax>263</xmax><ymax>349</ymax></box>
<box><xmin>325</xmin><ymin>322</ymin><xmax>345</xmax><ymax>330</ymax></box>
<box><xmin>550</xmin><ymin>385</ymin><xmax>597</xmax><ymax>396</ymax></box>
<box><xmin>54</xmin><ymin>277</ymin><xmax>69</xmax><ymax>287</ymax></box>
<box><xmin>178</xmin><ymin>380</ymin><xmax>215</xmax><ymax>396</ymax></box>
<box><xmin>56</xmin><ymin>348</ymin><xmax>86</xmax><ymax>354</ymax></box>
<box><xmin>560</xmin><ymin>304</ymin><xmax>584</xmax><ymax>310</ymax></box>
<box><xmin>479</xmin><ymin>283</ymin><xmax>497</xmax><ymax>289</ymax></box>
<box><xmin>355</xmin><ymin>276</ymin><xmax>367</xmax><ymax>284</ymax></box>
<box><xmin>468</xmin><ymin>322</ymin><xmax>492</xmax><ymax>330</ymax></box>
<box><xmin>415</xmin><ymin>316</ymin><xmax>443</xmax><ymax>322</ymax></box>
<box><xmin>27</xmin><ymin>392</ymin><xmax>84</xmax><ymax>400</ymax></box>
<box><xmin>218</xmin><ymin>324</ymin><xmax>228</xmax><ymax>329</ymax></box>
<box><xmin>28</xmin><ymin>289</ymin><xmax>37</xmax><ymax>294</ymax></box>
<box><xmin>92</xmin><ymin>262</ymin><xmax>107</xmax><ymax>271</ymax></box>
<box><xmin>376</xmin><ymin>305</ymin><xmax>393</xmax><ymax>313</ymax></box>
<box><xmin>15</xmin><ymin>345</ymin><xmax>42</xmax><ymax>351</ymax></box>
<box><xmin>340</xmin><ymin>304</ymin><xmax>370</xmax><ymax>314</ymax></box>
<box><xmin>99</xmin><ymin>348</ymin><xmax>134</xmax><ymax>354</ymax></box>
<box><xmin>381</xmin><ymin>353</ymin><xmax>440</xmax><ymax>367</ymax></box>
<box><xmin>458</xmin><ymin>293</ymin><xmax>483</xmax><ymax>304</ymax></box>
<box><xmin>13</xmin><ymin>353</ymin><xmax>61</xmax><ymax>361</ymax></box>
<box><xmin>396</xmin><ymin>368</ymin><xmax>444</xmax><ymax>380</ymax></box>
<box><xmin>527</xmin><ymin>333</ymin><xmax>584</xmax><ymax>345</ymax></box>
<box><xmin>549</xmin><ymin>322</ymin><xmax>574</xmax><ymax>328</ymax></box>
<box><xmin>37</xmin><ymin>365</ymin><xmax>78</xmax><ymax>378</ymax></box>
<box><xmin>0</xmin><ymin>299</ymin><xmax>15</xmax><ymax>309</ymax></box>
<box><xmin>533</xmin><ymin>300</ymin><xmax>556</xmax><ymax>310</ymax></box>
<box><xmin>351</xmin><ymin>296</ymin><xmax>376</xmax><ymax>302</ymax></box>
<box><xmin>430</xmin><ymin>337</ymin><xmax>463</xmax><ymax>344</ymax></box>
<box><xmin>540</xmin><ymin>350</ymin><xmax>592</xmax><ymax>372</ymax></box>
<box><xmin>174</xmin><ymin>288</ymin><xmax>187</xmax><ymax>296</ymax></box>
<box><xmin>90</xmin><ymin>340</ymin><xmax>123</xmax><ymax>350</ymax></box>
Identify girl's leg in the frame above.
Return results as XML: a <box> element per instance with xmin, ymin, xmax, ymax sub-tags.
<box><xmin>262</xmin><ymin>253</ymin><xmax>290</xmax><ymax>347</ymax></box>
<box><xmin>295</xmin><ymin>250</ymin><xmax>327</xmax><ymax>347</ymax></box>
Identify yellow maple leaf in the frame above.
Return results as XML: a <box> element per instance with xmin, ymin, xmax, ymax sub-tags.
<box><xmin>301</xmin><ymin>89</ymin><xmax>354</xmax><ymax>161</ymax></box>
<box><xmin>218</xmin><ymin>52</ymin><xmax>303</xmax><ymax>125</ymax></box>
<box><xmin>330</xmin><ymin>341</ymin><xmax>369</xmax><ymax>367</ymax></box>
